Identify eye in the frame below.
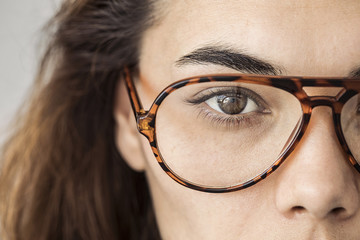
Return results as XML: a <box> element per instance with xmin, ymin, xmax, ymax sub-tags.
<box><xmin>205</xmin><ymin>94</ymin><xmax>259</xmax><ymax>115</ymax></box>
<box><xmin>185</xmin><ymin>86</ymin><xmax>272</xmax><ymax>129</ymax></box>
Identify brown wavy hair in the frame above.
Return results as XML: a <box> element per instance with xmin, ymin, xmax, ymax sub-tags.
<box><xmin>0</xmin><ymin>0</ymin><xmax>161</xmax><ymax>239</ymax></box>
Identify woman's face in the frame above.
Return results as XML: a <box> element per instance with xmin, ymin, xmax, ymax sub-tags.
<box><xmin>116</xmin><ymin>0</ymin><xmax>360</xmax><ymax>239</ymax></box>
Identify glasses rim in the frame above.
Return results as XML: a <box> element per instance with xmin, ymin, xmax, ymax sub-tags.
<box><xmin>123</xmin><ymin>67</ymin><xmax>360</xmax><ymax>193</ymax></box>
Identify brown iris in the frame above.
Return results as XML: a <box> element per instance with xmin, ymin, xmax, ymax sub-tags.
<box><xmin>217</xmin><ymin>95</ymin><xmax>247</xmax><ymax>115</ymax></box>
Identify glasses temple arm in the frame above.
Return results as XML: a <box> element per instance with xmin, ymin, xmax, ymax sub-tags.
<box><xmin>123</xmin><ymin>67</ymin><xmax>146</xmax><ymax>119</ymax></box>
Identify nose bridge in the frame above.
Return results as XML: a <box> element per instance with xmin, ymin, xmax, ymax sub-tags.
<box><xmin>305</xmin><ymin>97</ymin><xmax>347</xmax><ymax>162</ymax></box>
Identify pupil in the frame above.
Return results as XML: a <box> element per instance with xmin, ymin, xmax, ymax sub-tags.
<box><xmin>218</xmin><ymin>95</ymin><xmax>247</xmax><ymax>114</ymax></box>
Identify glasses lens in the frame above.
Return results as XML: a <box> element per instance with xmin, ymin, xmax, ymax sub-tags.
<box><xmin>341</xmin><ymin>93</ymin><xmax>360</xmax><ymax>162</ymax></box>
<box><xmin>155</xmin><ymin>81</ymin><xmax>303</xmax><ymax>187</ymax></box>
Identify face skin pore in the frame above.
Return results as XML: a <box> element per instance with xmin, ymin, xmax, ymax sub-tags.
<box><xmin>115</xmin><ymin>0</ymin><xmax>360</xmax><ymax>239</ymax></box>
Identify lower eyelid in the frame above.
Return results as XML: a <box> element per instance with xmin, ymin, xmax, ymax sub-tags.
<box><xmin>194</xmin><ymin>103</ymin><xmax>272</xmax><ymax>130</ymax></box>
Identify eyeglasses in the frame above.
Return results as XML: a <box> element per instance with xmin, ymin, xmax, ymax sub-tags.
<box><xmin>124</xmin><ymin>68</ymin><xmax>360</xmax><ymax>193</ymax></box>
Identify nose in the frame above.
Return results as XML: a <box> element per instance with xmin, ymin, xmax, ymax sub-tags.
<box><xmin>275</xmin><ymin>107</ymin><xmax>360</xmax><ymax>220</ymax></box>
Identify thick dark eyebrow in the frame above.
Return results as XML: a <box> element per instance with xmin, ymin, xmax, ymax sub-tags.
<box><xmin>349</xmin><ymin>66</ymin><xmax>360</xmax><ymax>77</ymax></box>
<box><xmin>175</xmin><ymin>46</ymin><xmax>283</xmax><ymax>75</ymax></box>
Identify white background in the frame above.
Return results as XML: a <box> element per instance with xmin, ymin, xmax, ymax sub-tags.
<box><xmin>0</xmin><ymin>0</ymin><xmax>60</xmax><ymax>144</ymax></box>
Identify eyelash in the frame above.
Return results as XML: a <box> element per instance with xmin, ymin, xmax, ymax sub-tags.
<box><xmin>185</xmin><ymin>87</ymin><xmax>271</xmax><ymax>129</ymax></box>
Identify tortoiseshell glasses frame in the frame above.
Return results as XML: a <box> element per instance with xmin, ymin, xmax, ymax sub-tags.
<box><xmin>123</xmin><ymin>68</ymin><xmax>360</xmax><ymax>193</ymax></box>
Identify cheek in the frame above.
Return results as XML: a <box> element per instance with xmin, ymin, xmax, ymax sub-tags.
<box><xmin>138</xmin><ymin>131</ymin><xmax>276</xmax><ymax>237</ymax></box>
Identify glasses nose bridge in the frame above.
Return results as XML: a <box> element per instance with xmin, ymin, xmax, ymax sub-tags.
<box><xmin>308</xmin><ymin>96</ymin><xmax>337</xmax><ymax>109</ymax></box>
<box><xmin>302</xmin><ymin>96</ymin><xmax>346</xmax><ymax>156</ymax></box>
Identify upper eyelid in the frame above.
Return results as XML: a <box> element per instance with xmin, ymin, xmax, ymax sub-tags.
<box><xmin>185</xmin><ymin>86</ymin><xmax>268</xmax><ymax>108</ymax></box>
<box><xmin>187</xmin><ymin>87</ymin><xmax>252</xmax><ymax>102</ymax></box>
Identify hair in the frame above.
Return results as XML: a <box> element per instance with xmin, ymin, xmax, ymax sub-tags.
<box><xmin>0</xmin><ymin>0</ymin><xmax>162</xmax><ymax>239</ymax></box>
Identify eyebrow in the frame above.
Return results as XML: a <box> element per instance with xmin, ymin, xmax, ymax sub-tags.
<box><xmin>350</xmin><ymin>67</ymin><xmax>360</xmax><ymax>77</ymax></box>
<box><xmin>175</xmin><ymin>45</ymin><xmax>284</xmax><ymax>75</ymax></box>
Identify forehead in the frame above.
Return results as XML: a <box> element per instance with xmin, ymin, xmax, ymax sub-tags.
<box><xmin>139</xmin><ymin>0</ymin><xmax>360</xmax><ymax>91</ymax></box>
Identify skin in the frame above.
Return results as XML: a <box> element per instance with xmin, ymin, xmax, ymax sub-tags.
<box><xmin>115</xmin><ymin>0</ymin><xmax>360</xmax><ymax>239</ymax></box>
